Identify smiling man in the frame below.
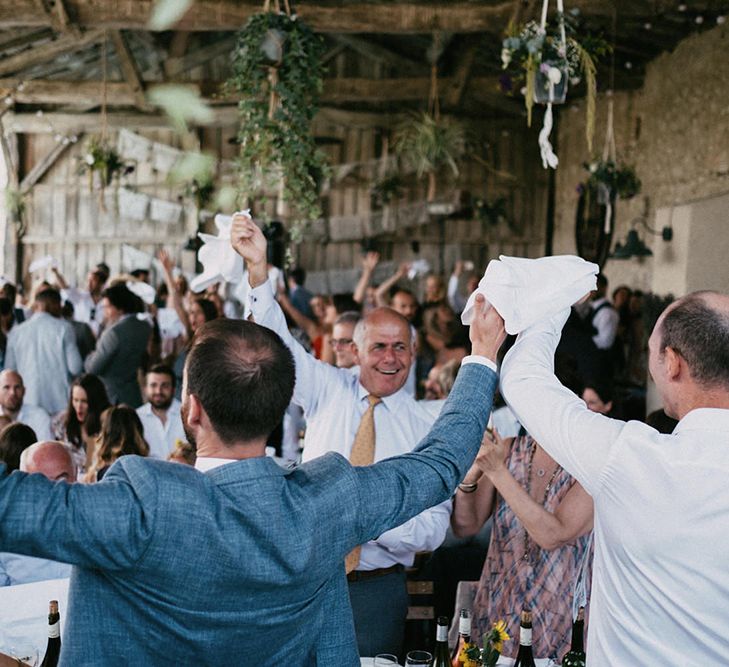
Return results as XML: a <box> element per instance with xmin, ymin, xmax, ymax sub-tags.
<box><xmin>233</xmin><ymin>213</ymin><xmax>451</xmax><ymax>659</ymax></box>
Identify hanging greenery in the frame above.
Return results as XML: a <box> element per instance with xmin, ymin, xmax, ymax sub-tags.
<box><xmin>583</xmin><ymin>159</ymin><xmax>641</xmax><ymax>199</ymax></box>
<box><xmin>227</xmin><ymin>4</ymin><xmax>329</xmax><ymax>243</ymax></box>
<box><xmin>78</xmin><ymin>136</ymin><xmax>134</xmax><ymax>188</ymax></box>
<box><xmin>500</xmin><ymin>9</ymin><xmax>609</xmax><ymax>152</ymax></box>
<box><xmin>394</xmin><ymin>112</ymin><xmax>466</xmax><ymax>202</ymax></box>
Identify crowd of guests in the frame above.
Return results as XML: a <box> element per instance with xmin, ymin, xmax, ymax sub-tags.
<box><xmin>0</xmin><ymin>238</ymin><xmax>669</xmax><ymax>661</ymax></box>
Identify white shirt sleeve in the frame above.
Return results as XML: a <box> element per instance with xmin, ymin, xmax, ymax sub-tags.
<box><xmin>500</xmin><ymin>308</ymin><xmax>624</xmax><ymax>496</ymax></box>
<box><xmin>447</xmin><ymin>274</ymin><xmax>467</xmax><ymax>313</ymax></box>
<box><xmin>374</xmin><ymin>499</ymin><xmax>451</xmax><ymax>556</ymax></box>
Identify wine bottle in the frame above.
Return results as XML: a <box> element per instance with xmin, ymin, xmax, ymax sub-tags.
<box><xmin>561</xmin><ymin>607</ymin><xmax>586</xmax><ymax>667</ymax></box>
<box><xmin>450</xmin><ymin>608</ymin><xmax>476</xmax><ymax>667</ymax></box>
<box><xmin>513</xmin><ymin>610</ymin><xmax>536</xmax><ymax>667</ymax></box>
<box><xmin>40</xmin><ymin>599</ymin><xmax>61</xmax><ymax>667</ymax></box>
<box><xmin>433</xmin><ymin>616</ymin><xmax>451</xmax><ymax>667</ymax></box>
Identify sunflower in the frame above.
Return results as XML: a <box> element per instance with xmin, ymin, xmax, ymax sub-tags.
<box><xmin>491</xmin><ymin>619</ymin><xmax>510</xmax><ymax>652</ymax></box>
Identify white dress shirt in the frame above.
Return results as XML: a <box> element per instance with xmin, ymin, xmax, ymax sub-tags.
<box><xmin>248</xmin><ymin>281</ymin><xmax>452</xmax><ymax>571</ymax></box>
<box><xmin>61</xmin><ymin>287</ymin><xmax>104</xmax><ymax>336</ymax></box>
<box><xmin>0</xmin><ymin>552</ymin><xmax>71</xmax><ymax>586</ymax></box>
<box><xmin>590</xmin><ymin>296</ymin><xmax>619</xmax><ymax>350</ymax></box>
<box><xmin>501</xmin><ymin>308</ymin><xmax>729</xmax><ymax>666</ymax></box>
<box><xmin>136</xmin><ymin>399</ymin><xmax>186</xmax><ymax>460</ymax></box>
<box><xmin>1</xmin><ymin>404</ymin><xmax>53</xmax><ymax>442</ymax></box>
<box><xmin>4</xmin><ymin>312</ymin><xmax>83</xmax><ymax>415</ymax></box>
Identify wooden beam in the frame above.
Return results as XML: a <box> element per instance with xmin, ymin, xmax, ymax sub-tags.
<box><xmin>20</xmin><ymin>135</ymin><xmax>78</xmax><ymax>194</ymax></box>
<box><xmin>36</xmin><ymin>0</ymin><xmax>81</xmax><ymax>37</ymax></box>
<box><xmin>0</xmin><ymin>28</ymin><xmax>104</xmax><ymax>77</ymax></box>
<box><xmin>0</xmin><ymin>1</ymin><xmax>676</xmax><ymax>33</ymax></box>
<box><xmin>445</xmin><ymin>41</ymin><xmax>478</xmax><ymax>108</ymax></box>
<box><xmin>109</xmin><ymin>29</ymin><xmax>148</xmax><ymax>110</ymax></box>
<box><xmin>0</xmin><ymin>28</ymin><xmax>54</xmax><ymax>53</ymax></box>
<box><xmin>163</xmin><ymin>35</ymin><xmax>237</xmax><ymax>78</ymax></box>
<box><xmin>330</xmin><ymin>35</ymin><xmax>423</xmax><ymax>74</ymax></box>
<box><xmin>0</xmin><ymin>79</ymin><xmax>135</xmax><ymax>106</ymax></box>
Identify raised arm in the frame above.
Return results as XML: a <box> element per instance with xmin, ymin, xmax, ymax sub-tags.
<box><xmin>500</xmin><ymin>308</ymin><xmax>625</xmax><ymax>497</ymax></box>
<box><xmin>50</xmin><ymin>266</ymin><xmax>69</xmax><ymax>290</ymax></box>
<box><xmin>158</xmin><ymin>249</ymin><xmax>191</xmax><ymax>339</ymax></box>
<box><xmin>374</xmin><ymin>262</ymin><xmax>409</xmax><ymax>307</ymax></box>
<box><xmin>353</xmin><ymin>251</ymin><xmax>380</xmax><ymax>305</ymax></box>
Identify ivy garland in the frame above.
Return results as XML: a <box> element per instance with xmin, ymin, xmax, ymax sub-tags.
<box><xmin>228</xmin><ymin>9</ymin><xmax>329</xmax><ymax>244</ymax></box>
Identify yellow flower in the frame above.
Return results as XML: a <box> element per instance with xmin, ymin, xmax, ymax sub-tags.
<box><xmin>491</xmin><ymin>619</ymin><xmax>510</xmax><ymax>653</ymax></box>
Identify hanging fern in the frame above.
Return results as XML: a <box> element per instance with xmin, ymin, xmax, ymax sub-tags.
<box><xmin>227</xmin><ymin>10</ymin><xmax>329</xmax><ymax>242</ymax></box>
<box><xmin>572</xmin><ymin>39</ymin><xmax>597</xmax><ymax>154</ymax></box>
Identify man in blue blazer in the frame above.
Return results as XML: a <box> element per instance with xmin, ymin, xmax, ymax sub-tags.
<box><xmin>0</xmin><ymin>292</ymin><xmax>504</xmax><ymax>665</ymax></box>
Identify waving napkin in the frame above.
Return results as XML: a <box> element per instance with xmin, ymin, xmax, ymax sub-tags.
<box><xmin>189</xmin><ymin>211</ymin><xmax>248</xmax><ymax>293</ymax></box>
<box><xmin>29</xmin><ymin>255</ymin><xmax>58</xmax><ymax>274</ymax></box>
<box><xmin>461</xmin><ymin>255</ymin><xmax>599</xmax><ymax>335</ymax></box>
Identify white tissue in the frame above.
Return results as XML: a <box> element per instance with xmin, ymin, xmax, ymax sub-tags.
<box><xmin>461</xmin><ymin>255</ymin><xmax>599</xmax><ymax>335</ymax></box>
<box><xmin>29</xmin><ymin>255</ymin><xmax>58</xmax><ymax>273</ymax></box>
<box><xmin>126</xmin><ymin>280</ymin><xmax>157</xmax><ymax>305</ymax></box>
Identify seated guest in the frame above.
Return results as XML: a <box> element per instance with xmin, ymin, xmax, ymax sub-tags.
<box><xmin>136</xmin><ymin>365</ymin><xmax>185</xmax><ymax>460</ymax></box>
<box><xmin>0</xmin><ymin>441</ymin><xmax>74</xmax><ymax>586</ymax></box>
<box><xmin>84</xmin><ymin>282</ymin><xmax>151</xmax><ymax>407</ymax></box>
<box><xmin>51</xmin><ymin>374</ymin><xmax>110</xmax><ymax>475</ymax></box>
<box><xmin>84</xmin><ymin>406</ymin><xmax>149</xmax><ymax>483</ymax></box>
<box><xmin>0</xmin><ymin>423</ymin><xmax>37</xmax><ymax>472</ymax></box>
<box><xmin>0</xmin><ymin>370</ymin><xmax>52</xmax><ymax>441</ymax></box>
<box><xmin>0</xmin><ymin>290</ymin><xmax>504</xmax><ymax>664</ymax></box>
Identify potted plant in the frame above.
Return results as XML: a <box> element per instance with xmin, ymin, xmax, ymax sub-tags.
<box><xmin>394</xmin><ymin>111</ymin><xmax>465</xmax><ymax>203</ymax></box>
<box><xmin>78</xmin><ymin>136</ymin><xmax>134</xmax><ymax>189</ymax></box>
<box><xmin>227</xmin><ymin>2</ymin><xmax>329</xmax><ymax>248</ymax></box>
<box><xmin>584</xmin><ymin>159</ymin><xmax>641</xmax><ymax>200</ymax></box>
<box><xmin>501</xmin><ymin>8</ymin><xmax>609</xmax><ymax>152</ymax></box>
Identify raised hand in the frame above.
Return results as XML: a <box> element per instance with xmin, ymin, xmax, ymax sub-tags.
<box><xmin>468</xmin><ymin>293</ymin><xmax>506</xmax><ymax>362</ymax></box>
<box><xmin>362</xmin><ymin>251</ymin><xmax>380</xmax><ymax>272</ymax></box>
<box><xmin>474</xmin><ymin>428</ymin><xmax>510</xmax><ymax>478</ymax></box>
<box><xmin>157</xmin><ymin>248</ymin><xmax>174</xmax><ymax>274</ymax></box>
<box><xmin>230</xmin><ymin>212</ymin><xmax>268</xmax><ymax>287</ymax></box>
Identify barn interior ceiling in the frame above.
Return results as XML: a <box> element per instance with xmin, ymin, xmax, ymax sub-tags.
<box><xmin>0</xmin><ymin>0</ymin><xmax>726</xmax><ymax>128</ymax></box>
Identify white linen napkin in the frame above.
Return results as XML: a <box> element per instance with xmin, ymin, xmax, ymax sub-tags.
<box><xmin>28</xmin><ymin>255</ymin><xmax>58</xmax><ymax>273</ymax></box>
<box><xmin>189</xmin><ymin>210</ymin><xmax>249</xmax><ymax>293</ymax></box>
<box><xmin>460</xmin><ymin>255</ymin><xmax>599</xmax><ymax>335</ymax></box>
<box><xmin>126</xmin><ymin>280</ymin><xmax>156</xmax><ymax>305</ymax></box>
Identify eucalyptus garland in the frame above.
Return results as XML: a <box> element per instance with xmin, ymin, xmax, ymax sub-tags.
<box><xmin>228</xmin><ymin>10</ymin><xmax>328</xmax><ymax>243</ymax></box>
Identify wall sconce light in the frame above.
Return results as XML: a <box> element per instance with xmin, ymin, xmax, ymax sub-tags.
<box><xmin>610</xmin><ymin>216</ymin><xmax>673</xmax><ymax>260</ymax></box>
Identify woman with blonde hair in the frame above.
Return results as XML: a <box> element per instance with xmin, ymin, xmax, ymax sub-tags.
<box><xmin>84</xmin><ymin>405</ymin><xmax>149</xmax><ymax>483</ymax></box>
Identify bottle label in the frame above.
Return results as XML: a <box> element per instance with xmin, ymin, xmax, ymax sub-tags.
<box><xmin>458</xmin><ymin>617</ymin><xmax>471</xmax><ymax>635</ymax></box>
<box><xmin>519</xmin><ymin>627</ymin><xmax>532</xmax><ymax>646</ymax></box>
<box><xmin>436</xmin><ymin>625</ymin><xmax>448</xmax><ymax>642</ymax></box>
<box><xmin>48</xmin><ymin>620</ymin><xmax>60</xmax><ymax>639</ymax></box>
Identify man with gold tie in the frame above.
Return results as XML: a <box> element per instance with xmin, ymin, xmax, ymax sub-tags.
<box><xmin>232</xmin><ymin>213</ymin><xmax>469</xmax><ymax>658</ymax></box>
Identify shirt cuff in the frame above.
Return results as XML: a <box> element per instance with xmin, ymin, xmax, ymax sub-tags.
<box><xmin>247</xmin><ymin>278</ymin><xmax>276</xmax><ymax>315</ymax></box>
<box><xmin>461</xmin><ymin>354</ymin><xmax>498</xmax><ymax>374</ymax></box>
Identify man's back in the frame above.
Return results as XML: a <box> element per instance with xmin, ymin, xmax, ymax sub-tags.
<box><xmin>5</xmin><ymin>313</ymin><xmax>81</xmax><ymax>414</ymax></box>
<box><xmin>588</xmin><ymin>413</ymin><xmax>729</xmax><ymax>664</ymax></box>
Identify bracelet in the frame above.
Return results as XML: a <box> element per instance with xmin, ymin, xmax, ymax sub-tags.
<box><xmin>458</xmin><ymin>481</ymin><xmax>479</xmax><ymax>493</ymax></box>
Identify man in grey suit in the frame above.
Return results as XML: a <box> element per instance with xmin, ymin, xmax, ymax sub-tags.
<box><xmin>0</xmin><ymin>288</ymin><xmax>504</xmax><ymax>665</ymax></box>
<box><xmin>84</xmin><ymin>282</ymin><xmax>151</xmax><ymax>407</ymax></box>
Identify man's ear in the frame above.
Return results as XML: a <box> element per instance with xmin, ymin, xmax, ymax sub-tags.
<box><xmin>664</xmin><ymin>346</ymin><xmax>683</xmax><ymax>381</ymax></box>
<box><xmin>185</xmin><ymin>394</ymin><xmax>203</xmax><ymax>428</ymax></box>
<box><xmin>352</xmin><ymin>344</ymin><xmax>361</xmax><ymax>366</ymax></box>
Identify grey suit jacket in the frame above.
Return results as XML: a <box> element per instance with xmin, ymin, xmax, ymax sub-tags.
<box><xmin>0</xmin><ymin>362</ymin><xmax>497</xmax><ymax>666</ymax></box>
<box><xmin>84</xmin><ymin>314</ymin><xmax>151</xmax><ymax>407</ymax></box>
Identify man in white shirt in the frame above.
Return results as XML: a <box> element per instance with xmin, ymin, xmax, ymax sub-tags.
<box><xmin>501</xmin><ymin>290</ymin><xmax>729</xmax><ymax>665</ymax></box>
<box><xmin>136</xmin><ymin>365</ymin><xmax>186</xmax><ymax>460</ymax></box>
<box><xmin>0</xmin><ymin>441</ymin><xmax>74</xmax><ymax>586</ymax></box>
<box><xmin>589</xmin><ymin>273</ymin><xmax>619</xmax><ymax>351</ymax></box>
<box><xmin>4</xmin><ymin>288</ymin><xmax>82</xmax><ymax>415</ymax></box>
<box><xmin>52</xmin><ymin>266</ymin><xmax>106</xmax><ymax>336</ymax></box>
<box><xmin>0</xmin><ymin>370</ymin><xmax>52</xmax><ymax>441</ymax></box>
<box><xmin>232</xmin><ymin>213</ymin><xmax>451</xmax><ymax>658</ymax></box>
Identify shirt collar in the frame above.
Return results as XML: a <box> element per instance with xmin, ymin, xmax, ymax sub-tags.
<box><xmin>139</xmin><ymin>399</ymin><xmax>181</xmax><ymax>417</ymax></box>
<box><xmin>356</xmin><ymin>380</ymin><xmax>411</xmax><ymax>413</ymax></box>
<box><xmin>195</xmin><ymin>456</ymin><xmax>238</xmax><ymax>473</ymax></box>
<box><xmin>673</xmin><ymin>407</ymin><xmax>729</xmax><ymax>434</ymax></box>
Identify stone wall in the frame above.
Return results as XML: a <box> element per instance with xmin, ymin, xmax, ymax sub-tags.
<box><xmin>552</xmin><ymin>23</ymin><xmax>729</xmax><ymax>295</ymax></box>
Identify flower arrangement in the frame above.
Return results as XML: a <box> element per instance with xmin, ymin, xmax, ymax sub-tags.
<box><xmin>475</xmin><ymin>196</ymin><xmax>509</xmax><ymax>227</ymax></box>
<box><xmin>460</xmin><ymin>620</ymin><xmax>511</xmax><ymax>667</ymax></box>
<box><xmin>184</xmin><ymin>176</ymin><xmax>215</xmax><ymax>211</ymax></box>
<box><xmin>501</xmin><ymin>9</ymin><xmax>609</xmax><ymax>152</ymax></box>
<box><xmin>78</xmin><ymin>136</ymin><xmax>134</xmax><ymax>188</ymax></box>
<box><xmin>583</xmin><ymin>159</ymin><xmax>641</xmax><ymax>199</ymax></box>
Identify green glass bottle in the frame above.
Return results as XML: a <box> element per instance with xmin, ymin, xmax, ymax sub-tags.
<box><xmin>512</xmin><ymin>610</ymin><xmax>536</xmax><ymax>667</ymax></box>
<box><xmin>433</xmin><ymin>616</ymin><xmax>451</xmax><ymax>667</ymax></box>
<box><xmin>561</xmin><ymin>607</ymin><xmax>586</xmax><ymax>667</ymax></box>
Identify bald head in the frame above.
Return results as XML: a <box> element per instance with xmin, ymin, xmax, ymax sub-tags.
<box><xmin>0</xmin><ymin>369</ymin><xmax>24</xmax><ymax>414</ymax></box>
<box><xmin>20</xmin><ymin>441</ymin><xmax>77</xmax><ymax>482</ymax></box>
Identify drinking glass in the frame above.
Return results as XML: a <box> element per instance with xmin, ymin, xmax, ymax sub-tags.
<box><xmin>405</xmin><ymin>650</ymin><xmax>433</xmax><ymax>666</ymax></box>
<box><xmin>374</xmin><ymin>655</ymin><xmax>399</xmax><ymax>666</ymax></box>
<box><xmin>6</xmin><ymin>641</ymin><xmax>38</xmax><ymax>667</ymax></box>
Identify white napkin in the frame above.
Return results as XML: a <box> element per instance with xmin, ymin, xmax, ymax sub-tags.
<box><xmin>461</xmin><ymin>255</ymin><xmax>598</xmax><ymax>335</ymax></box>
<box><xmin>28</xmin><ymin>255</ymin><xmax>57</xmax><ymax>273</ymax></box>
<box><xmin>408</xmin><ymin>258</ymin><xmax>431</xmax><ymax>280</ymax></box>
<box><xmin>126</xmin><ymin>280</ymin><xmax>156</xmax><ymax>305</ymax></box>
<box><xmin>190</xmin><ymin>211</ymin><xmax>249</xmax><ymax>294</ymax></box>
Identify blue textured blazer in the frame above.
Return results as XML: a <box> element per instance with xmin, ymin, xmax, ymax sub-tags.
<box><xmin>0</xmin><ymin>363</ymin><xmax>497</xmax><ymax>666</ymax></box>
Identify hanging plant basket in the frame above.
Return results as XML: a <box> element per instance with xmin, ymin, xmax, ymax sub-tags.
<box><xmin>534</xmin><ymin>62</ymin><xmax>569</xmax><ymax>104</ymax></box>
<box><xmin>575</xmin><ymin>181</ymin><xmax>615</xmax><ymax>268</ymax></box>
<box><xmin>227</xmin><ymin>3</ymin><xmax>329</xmax><ymax>254</ymax></box>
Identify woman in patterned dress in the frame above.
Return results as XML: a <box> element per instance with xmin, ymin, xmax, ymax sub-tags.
<box><xmin>451</xmin><ymin>430</ymin><xmax>593</xmax><ymax>660</ymax></box>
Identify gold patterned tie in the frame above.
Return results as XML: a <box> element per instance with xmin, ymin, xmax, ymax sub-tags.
<box><xmin>345</xmin><ymin>394</ymin><xmax>382</xmax><ymax>573</ymax></box>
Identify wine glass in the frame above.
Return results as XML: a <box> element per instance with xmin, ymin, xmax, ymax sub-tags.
<box><xmin>405</xmin><ymin>650</ymin><xmax>433</xmax><ymax>666</ymax></box>
<box><xmin>374</xmin><ymin>654</ymin><xmax>399</xmax><ymax>666</ymax></box>
<box><xmin>6</xmin><ymin>640</ymin><xmax>38</xmax><ymax>667</ymax></box>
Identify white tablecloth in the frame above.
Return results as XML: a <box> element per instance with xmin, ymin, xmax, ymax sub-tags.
<box><xmin>0</xmin><ymin>578</ymin><xmax>70</xmax><ymax>658</ymax></box>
